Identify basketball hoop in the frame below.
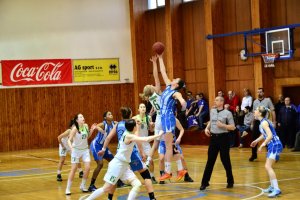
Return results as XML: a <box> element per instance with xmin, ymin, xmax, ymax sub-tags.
<box><xmin>261</xmin><ymin>53</ymin><xmax>279</xmax><ymax>68</ymax></box>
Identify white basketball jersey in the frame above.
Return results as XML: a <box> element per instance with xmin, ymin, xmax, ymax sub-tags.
<box><xmin>149</xmin><ymin>92</ymin><xmax>161</xmax><ymax>116</ymax></box>
<box><xmin>136</xmin><ymin>115</ymin><xmax>149</xmax><ymax>137</ymax></box>
<box><xmin>72</xmin><ymin>126</ymin><xmax>89</xmax><ymax>150</ymax></box>
<box><xmin>115</xmin><ymin>131</ymin><xmax>135</xmax><ymax>163</ymax></box>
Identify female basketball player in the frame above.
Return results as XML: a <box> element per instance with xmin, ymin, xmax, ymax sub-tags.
<box><xmin>86</xmin><ymin>119</ymin><xmax>162</xmax><ymax>200</ymax></box>
<box><xmin>250</xmin><ymin>106</ymin><xmax>283</xmax><ymax>198</ymax></box>
<box><xmin>132</xmin><ymin>103</ymin><xmax>156</xmax><ymax>183</ymax></box>
<box><xmin>88</xmin><ymin>111</ymin><xmax>116</xmax><ymax>192</ymax></box>
<box><xmin>158</xmin><ymin>118</ymin><xmax>194</xmax><ymax>183</ymax></box>
<box><xmin>98</xmin><ymin>107</ymin><xmax>157</xmax><ymax>200</ymax></box>
<box><xmin>141</xmin><ymin>55</ymin><xmax>192</xmax><ymax>183</ymax></box>
<box><xmin>65</xmin><ymin>113</ymin><xmax>97</xmax><ymax>195</ymax></box>
<box><xmin>157</xmin><ymin>54</ymin><xmax>187</xmax><ymax>181</ymax></box>
<box><xmin>57</xmin><ymin>120</ymin><xmax>83</xmax><ymax>181</ymax></box>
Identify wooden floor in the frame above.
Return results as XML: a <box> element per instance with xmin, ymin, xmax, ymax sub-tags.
<box><xmin>1</xmin><ymin>145</ymin><xmax>300</xmax><ymax>200</ymax></box>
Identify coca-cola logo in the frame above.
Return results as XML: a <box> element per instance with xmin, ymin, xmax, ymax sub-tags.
<box><xmin>10</xmin><ymin>62</ymin><xmax>63</xmax><ymax>82</ymax></box>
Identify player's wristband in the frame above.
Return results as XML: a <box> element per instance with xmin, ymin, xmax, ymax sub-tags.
<box><xmin>102</xmin><ymin>147</ymin><xmax>106</xmax><ymax>151</ymax></box>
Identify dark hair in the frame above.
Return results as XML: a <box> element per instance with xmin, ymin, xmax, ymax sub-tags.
<box><xmin>72</xmin><ymin>113</ymin><xmax>80</xmax><ymax>131</ymax></box>
<box><xmin>120</xmin><ymin>107</ymin><xmax>132</xmax><ymax>119</ymax></box>
<box><xmin>258</xmin><ymin>87</ymin><xmax>264</xmax><ymax>92</ymax></box>
<box><xmin>125</xmin><ymin>119</ymin><xmax>136</xmax><ymax>132</ymax></box>
<box><xmin>103</xmin><ymin>111</ymin><xmax>109</xmax><ymax>119</ymax></box>
<box><xmin>68</xmin><ymin>119</ymin><xmax>75</xmax><ymax>128</ymax></box>
<box><xmin>175</xmin><ymin>79</ymin><xmax>185</xmax><ymax>90</ymax></box>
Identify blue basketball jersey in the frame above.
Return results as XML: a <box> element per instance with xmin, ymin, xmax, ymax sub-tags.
<box><xmin>93</xmin><ymin>120</ymin><xmax>115</xmax><ymax>145</ymax></box>
<box><xmin>259</xmin><ymin>118</ymin><xmax>281</xmax><ymax>145</ymax></box>
<box><xmin>160</xmin><ymin>85</ymin><xmax>177</xmax><ymax>116</ymax></box>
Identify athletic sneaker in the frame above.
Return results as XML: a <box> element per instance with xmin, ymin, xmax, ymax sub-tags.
<box><xmin>117</xmin><ymin>179</ymin><xmax>125</xmax><ymax>188</ymax></box>
<box><xmin>151</xmin><ymin>176</ymin><xmax>158</xmax><ymax>184</ymax></box>
<box><xmin>268</xmin><ymin>189</ymin><xmax>281</xmax><ymax>198</ymax></box>
<box><xmin>159</xmin><ymin>173</ymin><xmax>172</xmax><ymax>181</ymax></box>
<box><xmin>79</xmin><ymin>171</ymin><xmax>84</xmax><ymax>178</ymax></box>
<box><xmin>159</xmin><ymin>181</ymin><xmax>165</xmax><ymax>184</ymax></box>
<box><xmin>80</xmin><ymin>184</ymin><xmax>89</xmax><ymax>193</ymax></box>
<box><xmin>176</xmin><ymin>170</ymin><xmax>187</xmax><ymax>181</ymax></box>
<box><xmin>65</xmin><ymin>188</ymin><xmax>71</xmax><ymax>195</ymax></box>
<box><xmin>57</xmin><ymin>174</ymin><xmax>62</xmax><ymax>182</ymax></box>
<box><xmin>184</xmin><ymin>175</ymin><xmax>194</xmax><ymax>182</ymax></box>
<box><xmin>263</xmin><ymin>185</ymin><xmax>274</xmax><ymax>193</ymax></box>
<box><xmin>88</xmin><ymin>184</ymin><xmax>97</xmax><ymax>192</ymax></box>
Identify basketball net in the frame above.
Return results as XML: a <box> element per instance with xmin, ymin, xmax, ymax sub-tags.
<box><xmin>261</xmin><ymin>53</ymin><xmax>279</xmax><ymax>68</ymax></box>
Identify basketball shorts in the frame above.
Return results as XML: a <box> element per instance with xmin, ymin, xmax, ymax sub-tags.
<box><xmin>71</xmin><ymin>148</ymin><xmax>90</xmax><ymax>164</ymax></box>
<box><xmin>90</xmin><ymin>141</ymin><xmax>114</xmax><ymax>161</ymax></box>
<box><xmin>161</xmin><ymin>114</ymin><xmax>176</xmax><ymax>134</ymax></box>
<box><xmin>130</xmin><ymin>150</ymin><xmax>146</xmax><ymax>172</ymax></box>
<box><xmin>104</xmin><ymin>158</ymin><xmax>129</xmax><ymax>185</ymax></box>
<box><xmin>267</xmin><ymin>142</ymin><xmax>283</xmax><ymax>161</ymax></box>
<box><xmin>59</xmin><ymin>143</ymin><xmax>71</xmax><ymax>157</ymax></box>
<box><xmin>158</xmin><ymin>140</ymin><xmax>182</xmax><ymax>155</ymax></box>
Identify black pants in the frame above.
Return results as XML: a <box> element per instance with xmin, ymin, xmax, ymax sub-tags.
<box><xmin>251</xmin><ymin>120</ymin><xmax>261</xmax><ymax>157</ymax></box>
<box><xmin>201</xmin><ymin>133</ymin><xmax>234</xmax><ymax>185</ymax></box>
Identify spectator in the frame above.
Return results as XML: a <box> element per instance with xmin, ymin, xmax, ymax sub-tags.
<box><xmin>225</xmin><ymin>91</ymin><xmax>240</xmax><ymax>113</ymax></box>
<box><xmin>241</xmin><ymin>88</ymin><xmax>253</xmax><ymax>111</ymax></box>
<box><xmin>236</xmin><ymin>106</ymin><xmax>254</xmax><ymax>148</ymax></box>
<box><xmin>185</xmin><ymin>91</ymin><xmax>195</xmax><ymax>117</ymax></box>
<box><xmin>278</xmin><ymin>97</ymin><xmax>297</xmax><ymax>148</ymax></box>
<box><xmin>194</xmin><ymin>93</ymin><xmax>209</xmax><ymax>130</ymax></box>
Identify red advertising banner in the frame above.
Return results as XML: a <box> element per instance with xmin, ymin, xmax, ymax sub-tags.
<box><xmin>1</xmin><ymin>59</ymin><xmax>72</xmax><ymax>86</ymax></box>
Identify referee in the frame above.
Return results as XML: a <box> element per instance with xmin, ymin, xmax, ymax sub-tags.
<box><xmin>200</xmin><ymin>96</ymin><xmax>235</xmax><ymax>190</ymax></box>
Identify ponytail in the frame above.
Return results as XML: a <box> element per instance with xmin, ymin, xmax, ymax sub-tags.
<box><xmin>73</xmin><ymin>113</ymin><xmax>80</xmax><ymax>132</ymax></box>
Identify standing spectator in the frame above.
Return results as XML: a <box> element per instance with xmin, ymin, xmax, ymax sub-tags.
<box><xmin>225</xmin><ymin>91</ymin><xmax>240</xmax><ymax>113</ymax></box>
<box><xmin>194</xmin><ymin>93</ymin><xmax>209</xmax><ymax>130</ymax></box>
<box><xmin>240</xmin><ymin>88</ymin><xmax>253</xmax><ymax>111</ymax></box>
<box><xmin>199</xmin><ymin>96</ymin><xmax>235</xmax><ymax>190</ymax></box>
<box><xmin>249</xmin><ymin>88</ymin><xmax>276</xmax><ymax>162</ymax></box>
<box><xmin>236</xmin><ymin>106</ymin><xmax>254</xmax><ymax>148</ymax></box>
<box><xmin>278</xmin><ymin>97</ymin><xmax>297</xmax><ymax>148</ymax></box>
<box><xmin>275</xmin><ymin>94</ymin><xmax>285</xmax><ymax>119</ymax></box>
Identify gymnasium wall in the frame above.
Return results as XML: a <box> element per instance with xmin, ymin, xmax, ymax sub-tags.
<box><xmin>0</xmin><ymin>0</ymin><xmax>135</xmax><ymax>151</ymax></box>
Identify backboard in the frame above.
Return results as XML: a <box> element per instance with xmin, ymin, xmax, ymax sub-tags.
<box><xmin>265</xmin><ymin>28</ymin><xmax>292</xmax><ymax>59</ymax></box>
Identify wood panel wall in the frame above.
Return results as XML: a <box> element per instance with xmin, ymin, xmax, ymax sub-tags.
<box><xmin>0</xmin><ymin>84</ymin><xmax>134</xmax><ymax>152</ymax></box>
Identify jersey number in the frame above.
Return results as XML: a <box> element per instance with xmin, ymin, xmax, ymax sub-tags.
<box><xmin>152</xmin><ymin>99</ymin><xmax>160</xmax><ymax>111</ymax></box>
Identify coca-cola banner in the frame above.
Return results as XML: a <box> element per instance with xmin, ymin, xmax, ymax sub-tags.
<box><xmin>1</xmin><ymin>59</ymin><xmax>72</xmax><ymax>86</ymax></box>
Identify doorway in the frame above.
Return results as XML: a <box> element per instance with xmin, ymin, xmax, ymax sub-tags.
<box><xmin>282</xmin><ymin>86</ymin><xmax>300</xmax><ymax>107</ymax></box>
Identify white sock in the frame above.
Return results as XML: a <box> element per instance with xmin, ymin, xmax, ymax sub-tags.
<box><xmin>57</xmin><ymin>170</ymin><xmax>61</xmax><ymax>174</ymax></box>
<box><xmin>66</xmin><ymin>180</ymin><xmax>72</xmax><ymax>190</ymax></box>
<box><xmin>128</xmin><ymin>190</ymin><xmax>138</xmax><ymax>200</ymax></box>
<box><xmin>150</xmin><ymin>172</ymin><xmax>154</xmax><ymax>177</ymax></box>
<box><xmin>86</xmin><ymin>188</ymin><xmax>104</xmax><ymax>200</ymax></box>
<box><xmin>78</xmin><ymin>168</ymin><xmax>83</xmax><ymax>172</ymax></box>
<box><xmin>176</xmin><ymin>159</ymin><xmax>184</xmax><ymax>171</ymax></box>
<box><xmin>270</xmin><ymin>178</ymin><xmax>273</xmax><ymax>187</ymax></box>
<box><xmin>271</xmin><ymin>179</ymin><xmax>279</xmax><ymax>190</ymax></box>
<box><xmin>81</xmin><ymin>178</ymin><xmax>87</xmax><ymax>187</ymax></box>
<box><xmin>165</xmin><ymin>162</ymin><xmax>171</xmax><ymax>174</ymax></box>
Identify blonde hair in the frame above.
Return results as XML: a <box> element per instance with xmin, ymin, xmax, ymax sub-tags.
<box><xmin>257</xmin><ymin>106</ymin><xmax>272</xmax><ymax>120</ymax></box>
<box><xmin>139</xmin><ymin>85</ymin><xmax>154</xmax><ymax>100</ymax></box>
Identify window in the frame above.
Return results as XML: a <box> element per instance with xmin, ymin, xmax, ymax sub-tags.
<box><xmin>148</xmin><ymin>0</ymin><xmax>165</xmax><ymax>10</ymax></box>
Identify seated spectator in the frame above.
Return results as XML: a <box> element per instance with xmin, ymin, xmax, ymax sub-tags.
<box><xmin>225</xmin><ymin>90</ymin><xmax>240</xmax><ymax>113</ymax></box>
<box><xmin>241</xmin><ymin>88</ymin><xmax>253</xmax><ymax>111</ymax></box>
<box><xmin>185</xmin><ymin>91</ymin><xmax>195</xmax><ymax>116</ymax></box>
<box><xmin>236</xmin><ymin>106</ymin><xmax>254</xmax><ymax>148</ymax></box>
<box><xmin>194</xmin><ymin>93</ymin><xmax>209</xmax><ymax>130</ymax></box>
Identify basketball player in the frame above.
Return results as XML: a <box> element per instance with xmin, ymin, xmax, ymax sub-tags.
<box><xmin>98</xmin><ymin>107</ymin><xmax>157</xmax><ymax>200</ymax></box>
<box><xmin>158</xmin><ymin>118</ymin><xmax>194</xmax><ymax>183</ymax></box>
<box><xmin>65</xmin><ymin>113</ymin><xmax>97</xmax><ymax>195</ymax></box>
<box><xmin>132</xmin><ymin>103</ymin><xmax>157</xmax><ymax>183</ymax></box>
<box><xmin>88</xmin><ymin>111</ymin><xmax>116</xmax><ymax>192</ymax></box>
<box><xmin>57</xmin><ymin>120</ymin><xmax>83</xmax><ymax>181</ymax></box>
<box><xmin>157</xmin><ymin>54</ymin><xmax>187</xmax><ymax>181</ymax></box>
<box><xmin>141</xmin><ymin>55</ymin><xmax>192</xmax><ymax>183</ymax></box>
<box><xmin>86</xmin><ymin>119</ymin><xmax>162</xmax><ymax>200</ymax></box>
<box><xmin>250</xmin><ymin>106</ymin><xmax>283</xmax><ymax>197</ymax></box>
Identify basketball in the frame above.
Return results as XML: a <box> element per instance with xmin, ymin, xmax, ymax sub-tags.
<box><xmin>152</xmin><ymin>42</ymin><xmax>165</xmax><ymax>55</ymax></box>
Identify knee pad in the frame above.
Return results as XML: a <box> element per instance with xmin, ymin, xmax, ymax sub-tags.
<box><xmin>131</xmin><ymin>179</ymin><xmax>141</xmax><ymax>193</ymax></box>
<box><xmin>140</xmin><ymin>169</ymin><xmax>151</xmax><ymax>180</ymax></box>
